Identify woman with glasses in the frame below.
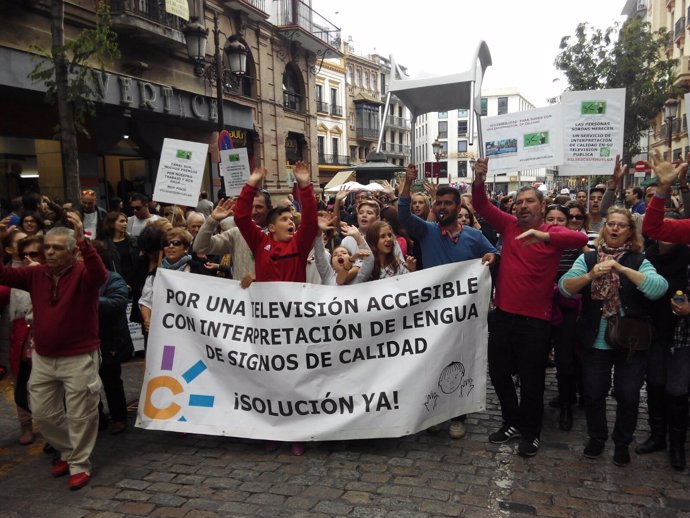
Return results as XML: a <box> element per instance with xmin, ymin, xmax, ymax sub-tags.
<box><xmin>559</xmin><ymin>207</ymin><xmax>667</xmax><ymax>466</ymax></box>
<box><xmin>138</xmin><ymin>228</ymin><xmax>197</xmax><ymax>334</ymax></box>
<box><xmin>19</xmin><ymin>211</ymin><xmax>45</xmax><ymax>236</ymax></box>
<box><xmin>546</xmin><ymin>204</ymin><xmax>586</xmax><ymax>431</ymax></box>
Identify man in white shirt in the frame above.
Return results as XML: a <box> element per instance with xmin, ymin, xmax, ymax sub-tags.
<box><xmin>79</xmin><ymin>189</ymin><xmax>107</xmax><ymax>240</ymax></box>
<box><xmin>127</xmin><ymin>193</ymin><xmax>160</xmax><ymax>238</ymax></box>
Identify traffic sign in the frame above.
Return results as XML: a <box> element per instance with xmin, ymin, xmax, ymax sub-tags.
<box><xmin>218</xmin><ymin>130</ymin><xmax>233</xmax><ymax>151</ymax></box>
<box><xmin>634</xmin><ymin>160</ymin><xmax>650</xmax><ymax>173</ymax></box>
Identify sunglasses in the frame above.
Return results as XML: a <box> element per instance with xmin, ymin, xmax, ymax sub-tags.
<box><xmin>546</xmin><ymin>204</ymin><xmax>568</xmax><ymax>212</ymax></box>
<box><xmin>81</xmin><ymin>189</ymin><xmax>96</xmax><ymax>197</ymax></box>
<box><xmin>165</xmin><ymin>240</ymin><xmax>184</xmax><ymax>247</ymax></box>
<box><xmin>20</xmin><ymin>251</ymin><xmax>41</xmax><ymax>259</ymax></box>
<box><xmin>569</xmin><ymin>214</ymin><xmax>585</xmax><ymax>221</ymax></box>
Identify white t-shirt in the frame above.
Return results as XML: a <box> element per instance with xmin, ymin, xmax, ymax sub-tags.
<box><xmin>127</xmin><ymin>214</ymin><xmax>160</xmax><ymax>237</ymax></box>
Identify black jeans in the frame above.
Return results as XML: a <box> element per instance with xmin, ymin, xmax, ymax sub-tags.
<box><xmin>488</xmin><ymin>309</ymin><xmax>551</xmax><ymax>439</ymax></box>
<box><xmin>582</xmin><ymin>347</ymin><xmax>647</xmax><ymax>446</ymax></box>
<box><xmin>99</xmin><ymin>361</ymin><xmax>128</xmax><ymax>422</ymax></box>
<box><xmin>552</xmin><ymin>307</ymin><xmax>581</xmax><ymax>405</ymax></box>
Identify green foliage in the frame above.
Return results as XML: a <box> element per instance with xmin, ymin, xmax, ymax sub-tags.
<box><xmin>555</xmin><ymin>18</ymin><xmax>677</xmax><ymax>161</ymax></box>
<box><xmin>28</xmin><ymin>0</ymin><xmax>119</xmax><ymax>136</ymax></box>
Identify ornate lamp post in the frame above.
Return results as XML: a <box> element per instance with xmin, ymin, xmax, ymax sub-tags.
<box><xmin>431</xmin><ymin>137</ymin><xmax>443</xmax><ymax>185</ymax></box>
<box><xmin>183</xmin><ymin>12</ymin><xmax>247</xmax><ymax>130</ymax></box>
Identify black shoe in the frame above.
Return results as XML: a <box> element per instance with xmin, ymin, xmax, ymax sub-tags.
<box><xmin>613</xmin><ymin>445</ymin><xmax>631</xmax><ymax>466</ymax></box>
<box><xmin>635</xmin><ymin>435</ymin><xmax>666</xmax><ymax>455</ymax></box>
<box><xmin>518</xmin><ymin>436</ymin><xmax>540</xmax><ymax>457</ymax></box>
<box><xmin>489</xmin><ymin>425</ymin><xmax>520</xmax><ymax>444</ymax></box>
<box><xmin>559</xmin><ymin>406</ymin><xmax>573</xmax><ymax>432</ymax></box>
<box><xmin>583</xmin><ymin>438</ymin><xmax>605</xmax><ymax>458</ymax></box>
<box><xmin>548</xmin><ymin>396</ymin><xmax>561</xmax><ymax>408</ymax></box>
<box><xmin>670</xmin><ymin>444</ymin><xmax>686</xmax><ymax>471</ymax></box>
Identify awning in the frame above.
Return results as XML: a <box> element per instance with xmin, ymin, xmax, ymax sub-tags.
<box><xmin>323</xmin><ymin>170</ymin><xmax>355</xmax><ymax>191</ymax></box>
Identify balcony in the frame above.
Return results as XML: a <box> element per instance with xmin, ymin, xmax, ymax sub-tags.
<box><xmin>283</xmin><ymin>91</ymin><xmax>302</xmax><ymax>113</ymax></box>
<box><xmin>223</xmin><ymin>0</ymin><xmax>269</xmax><ymax>21</ymax></box>
<box><xmin>386</xmin><ymin>115</ymin><xmax>410</xmax><ymax>129</ymax></box>
<box><xmin>316</xmin><ymin>100</ymin><xmax>329</xmax><ymax>113</ymax></box>
<box><xmin>666</xmin><ymin>32</ymin><xmax>674</xmax><ymax>56</ymax></box>
<box><xmin>355</xmin><ymin>127</ymin><xmax>379</xmax><ymax>141</ymax></box>
<box><xmin>318</xmin><ymin>154</ymin><xmax>351</xmax><ymax>165</ymax></box>
<box><xmin>331</xmin><ymin>104</ymin><xmax>343</xmax><ymax>117</ymax></box>
<box><xmin>276</xmin><ymin>0</ymin><xmax>341</xmax><ymax>59</ymax></box>
<box><xmin>109</xmin><ymin>0</ymin><xmax>186</xmax><ymax>47</ymax></box>
<box><xmin>380</xmin><ymin>142</ymin><xmax>411</xmax><ymax>156</ymax></box>
<box><xmin>676</xmin><ymin>17</ymin><xmax>686</xmax><ymax>45</ymax></box>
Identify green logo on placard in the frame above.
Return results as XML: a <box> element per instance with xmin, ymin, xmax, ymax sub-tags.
<box><xmin>581</xmin><ymin>101</ymin><xmax>606</xmax><ymax>115</ymax></box>
<box><xmin>228</xmin><ymin>153</ymin><xmax>240</xmax><ymax>162</ymax></box>
<box><xmin>176</xmin><ymin>150</ymin><xmax>192</xmax><ymax>160</ymax></box>
<box><xmin>524</xmin><ymin>132</ymin><xmax>548</xmax><ymax>147</ymax></box>
<box><xmin>600</xmin><ymin>147</ymin><xmax>611</xmax><ymax>157</ymax></box>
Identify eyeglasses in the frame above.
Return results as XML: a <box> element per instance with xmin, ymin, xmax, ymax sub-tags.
<box><xmin>605</xmin><ymin>222</ymin><xmax>630</xmax><ymax>230</ymax></box>
<box><xmin>569</xmin><ymin>215</ymin><xmax>585</xmax><ymax>221</ymax></box>
<box><xmin>165</xmin><ymin>240</ymin><xmax>184</xmax><ymax>247</ymax></box>
<box><xmin>20</xmin><ymin>251</ymin><xmax>41</xmax><ymax>259</ymax></box>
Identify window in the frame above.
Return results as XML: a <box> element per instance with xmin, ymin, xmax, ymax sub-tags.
<box><xmin>438</xmin><ymin>111</ymin><xmax>448</xmax><ymax>119</ymax></box>
<box><xmin>457</xmin><ymin>161</ymin><xmax>468</xmax><ymax>178</ymax></box>
<box><xmin>457</xmin><ymin>109</ymin><xmax>468</xmax><ymax>118</ymax></box>
<box><xmin>372</xmin><ymin>75</ymin><xmax>377</xmax><ymax>92</ymax></box>
<box><xmin>332</xmin><ymin>138</ymin><xmax>339</xmax><ymax>161</ymax></box>
<box><xmin>380</xmin><ymin>73</ymin><xmax>386</xmax><ymax>94</ymax></box>
<box><xmin>350</xmin><ymin>145</ymin><xmax>357</xmax><ymax>160</ymax></box>
<box><xmin>317</xmin><ymin>136</ymin><xmax>325</xmax><ymax>160</ymax></box>
<box><xmin>364</xmin><ymin>71</ymin><xmax>370</xmax><ymax>90</ymax></box>
<box><xmin>316</xmin><ymin>84</ymin><xmax>323</xmax><ymax>102</ymax></box>
<box><xmin>457</xmin><ymin>120</ymin><xmax>468</xmax><ymax>135</ymax></box>
<box><xmin>438</xmin><ymin>121</ymin><xmax>448</xmax><ymax>139</ymax></box>
<box><xmin>480</xmin><ymin>98</ymin><xmax>488</xmax><ymax>116</ymax></box>
<box><xmin>440</xmin><ymin>141</ymin><xmax>448</xmax><ymax>154</ymax></box>
<box><xmin>497</xmin><ymin>96</ymin><xmax>508</xmax><ymax>115</ymax></box>
<box><xmin>347</xmin><ymin>66</ymin><xmax>353</xmax><ymax>84</ymax></box>
<box><xmin>355</xmin><ymin>69</ymin><xmax>361</xmax><ymax>87</ymax></box>
<box><xmin>457</xmin><ymin>140</ymin><xmax>468</xmax><ymax>153</ymax></box>
<box><xmin>282</xmin><ymin>65</ymin><xmax>303</xmax><ymax>112</ymax></box>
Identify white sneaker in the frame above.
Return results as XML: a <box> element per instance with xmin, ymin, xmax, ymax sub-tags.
<box><xmin>449</xmin><ymin>421</ymin><xmax>466</xmax><ymax>439</ymax></box>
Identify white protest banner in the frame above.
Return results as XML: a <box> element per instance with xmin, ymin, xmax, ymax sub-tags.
<box><xmin>220</xmin><ymin>147</ymin><xmax>251</xmax><ymax>197</ymax></box>
<box><xmin>481</xmin><ymin>105</ymin><xmax>563</xmax><ymax>175</ymax></box>
<box><xmin>136</xmin><ymin>261</ymin><xmax>490</xmax><ymax>441</ymax></box>
<box><xmin>164</xmin><ymin>0</ymin><xmax>189</xmax><ymax>20</ymax></box>
<box><xmin>153</xmin><ymin>138</ymin><xmax>209</xmax><ymax>206</ymax></box>
<box><xmin>560</xmin><ymin>88</ymin><xmax>626</xmax><ymax>175</ymax></box>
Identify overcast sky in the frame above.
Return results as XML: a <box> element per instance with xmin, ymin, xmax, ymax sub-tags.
<box><xmin>312</xmin><ymin>0</ymin><xmax>627</xmax><ymax>107</ymax></box>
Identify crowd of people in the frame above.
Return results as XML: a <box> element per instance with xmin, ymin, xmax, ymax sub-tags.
<box><xmin>1</xmin><ymin>150</ymin><xmax>690</xmax><ymax>489</ymax></box>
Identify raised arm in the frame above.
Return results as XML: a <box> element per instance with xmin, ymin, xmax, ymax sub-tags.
<box><xmin>471</xmin><ymin>158</ymin><xmax>515</xmax><ymax>232</ymax></box>
<box><xmin>234</xmin><ymin>168</ymin><xmax>268</xmax><ymax>251</ymax></box>
<box><xmin>193</xmin><ymin>199</ymin><xmax>237</xmax><ymax>256</ymax></box>
<box><xmin>293</xmin><ymin>161</ymin><xmax>319</xmax><ymax>255</ymax></box>
<box><xmin>398</xmin><ymin>164</ymin><xmax>429</xmax><ymax>240</ymax></box>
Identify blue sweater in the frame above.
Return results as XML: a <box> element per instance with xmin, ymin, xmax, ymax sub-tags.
<box><xmin>398</xmin><ymin>196</ymin><xmax>498</xmax><ymax>268</ymax></box>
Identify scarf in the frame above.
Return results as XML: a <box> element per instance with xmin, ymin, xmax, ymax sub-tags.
<box><xmin>162</xmin><ymin>254</ymin><xmax>192</xmax><ymax>271</ymax></box>
<box><xmin>591</xmin><ymin>242</ymin><xmax>632</xmax><ymax>318</ymax></box>
<box><xmin>438</xmin><ymin>223</ymin><xmax>463</xmax><ymax>244</ymax></box>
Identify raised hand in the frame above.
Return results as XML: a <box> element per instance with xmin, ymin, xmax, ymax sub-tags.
<box><xmin>318</xmin><ymin>212</ymin><xmax>338</xmax><ymax>232</ymax></box>
<box><xmin>66</xmin><ymin>212</ymin><xmax>84</xmax><ymax>241</ymax></box>
<box><xmin>211</xmin><ymin>198</ymin><xmax>235</xmax><ymax>221</ymax></box>
<box><xmin>608</xmin><ymin>154</ymin><xmax>627</xmax><ymax>188</ymax></box>
<box><xmin>405</xmin><ymin>255</ymin><xmax>417</xmax><ymax>272</ymax></box>
<box><xmin>248</xmin><ymin>167</ymin><xmax>268</xmax><ymax>188</ymax></box>
<box><xmin>405</xmin><ymin>164</ymin><xmax>418</xmax><ymax>184</ymax></box>
<box><xmin>650</xmin><ymin>149</ymin><xmax>687</xmax><ymax>187</ymax></box>
<box><xmin>335</xmin><ymin>187</ymin><xmax>350</xmax><ymax>203</ymax></box>
<box><xmin>340</xmin><ymin>222</ymin><xmax>359</xmax><ymax>237</ymax></box>
<box><xmin>473</xmin><ymin>157</ymin><xmax>489</xmax><ymax>185</ymax></box>
<box><xmin>293</xmin><ymin>160</ymin><xmax>311</xmax><ymax>187</ymax></box>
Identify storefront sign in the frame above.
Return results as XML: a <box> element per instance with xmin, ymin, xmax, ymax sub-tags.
<box><xmin>153</xmin><ymin>138</ymin><xmax>209</xmax><ymax>206</ymax></box>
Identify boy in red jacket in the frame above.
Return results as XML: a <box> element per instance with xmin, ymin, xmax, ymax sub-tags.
<box><xmin>233</xmin><ymin>161</ymin><xmax>317</xmax><ymax>283</ymax></box>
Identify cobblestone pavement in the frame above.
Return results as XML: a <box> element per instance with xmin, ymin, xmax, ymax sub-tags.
<box><xmin>2</xmin><ymin>359</ymin><xmax>690</xmax><ymax>518</ymax></box>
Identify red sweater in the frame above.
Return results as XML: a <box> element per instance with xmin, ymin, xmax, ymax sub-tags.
<box><xmin>642</xmin><ymin>195</ymin><xmax>690</xmax><ymax>243</ymax></box>
<box><xmin>234</xmin><ymin>183</ymin><xmax>318</xmax><ymax>282</ymax></box>
<box><xmin>472</xmin><ymin>184</ymin><xmax>588</xmax><ymax>320</ymax></box>
<box><xmin>0</xmin><ymin>240</ymin><xmax>107</xmax><ymax>357</ymax></box>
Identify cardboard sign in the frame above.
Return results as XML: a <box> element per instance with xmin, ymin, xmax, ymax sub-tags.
<box><xmin>153</xmin><ymin>138</ymin><xmax>209</xmax><ymax>206</ymax></box>
<box><xmin>220</xmin><ymin>147</ymin><xmax>251</xmax><ymax>197</ymax></box>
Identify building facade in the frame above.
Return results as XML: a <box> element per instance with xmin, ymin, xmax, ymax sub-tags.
<box><xmin>0</xmin><ymin>0</ymin><xmax>340</xmax><ymax>206</ymax></box>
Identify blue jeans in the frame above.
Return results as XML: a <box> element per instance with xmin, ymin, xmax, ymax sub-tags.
<box><xmin>582</xmin><ymin>348</ymin><xmax>647</xmax><ymax>447</ymax></box>
<box><xmin>488</xmin><ymin>309</ymin><xmax>551</xmax><ymax>439</ymax></box>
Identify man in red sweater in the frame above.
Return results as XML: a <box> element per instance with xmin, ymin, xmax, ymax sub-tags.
<box><xmin>0</xmin><ymin>212</ymin><xmax>107</xmax><ymax>489</ymax></box>
<box><xmin>234</xmin><ymin>161</ymin><xmax>317</xmax><ymax>283</ymax></box>
<box><xmin>472</xmin><ymin>158</ymin><xmax>588</xmax><ymax>457</ymax></box>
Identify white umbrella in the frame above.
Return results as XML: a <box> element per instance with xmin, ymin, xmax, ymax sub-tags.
<box><xmin>324</xmin><ymin>181</ymin><xmax>367</xmax><ymax>193</ymax></box>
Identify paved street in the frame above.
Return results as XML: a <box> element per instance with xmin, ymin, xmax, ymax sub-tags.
<box><xmin>2</xmin><ymin>359</ymin><xmax>690</xmax><ymax>518</ymax></box>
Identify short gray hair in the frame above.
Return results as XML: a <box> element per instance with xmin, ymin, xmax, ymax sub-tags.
<box><xmin>46</xmin><ymin>226</ymin><xmax>77</xmax><ymax>251</ymax></box>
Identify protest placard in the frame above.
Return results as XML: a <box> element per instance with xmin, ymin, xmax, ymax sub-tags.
<box><xmin>220</xmin><ymin>147</ymin><xmax>251</xmax><ymax>197</ymax></box>
<box><xmin>481</xmin><ymin>105</ymin><xmax>563</xmax><ymax>174</ymax></box>
<box><xmin>560</xmin><ymin>88</ymin><xmax>626</xmax><ymax>175</ymax></box>
<box><xmin>136</xmin><ymin>261</ymin><xmax>490</xmax><ymax>441</ymax></box>
<box><xmin>153</xmin><ymin>138</ymin><xmax>209</xmax><ymax>206</ymax></box>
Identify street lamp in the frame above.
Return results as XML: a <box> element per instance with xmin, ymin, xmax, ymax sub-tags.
<box><xmin>431</xmin><ymin>138</ymin><xmax>442</xmax><ymax>185</ymax></box>
<box><xmin>183</xmin><ymin>13</ymin><xmax>247</xmax><ymax>130</ymax></box>
<box><xmin>664</xmin><ymin>94</ymin><xmax>679</xmax><ymax>158</ymax></box>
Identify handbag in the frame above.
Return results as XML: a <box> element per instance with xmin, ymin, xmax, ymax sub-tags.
<box><xmin>605</xmin><ymin>314</ymin><xmax>653</xmax><ymax>352</ymax></box>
